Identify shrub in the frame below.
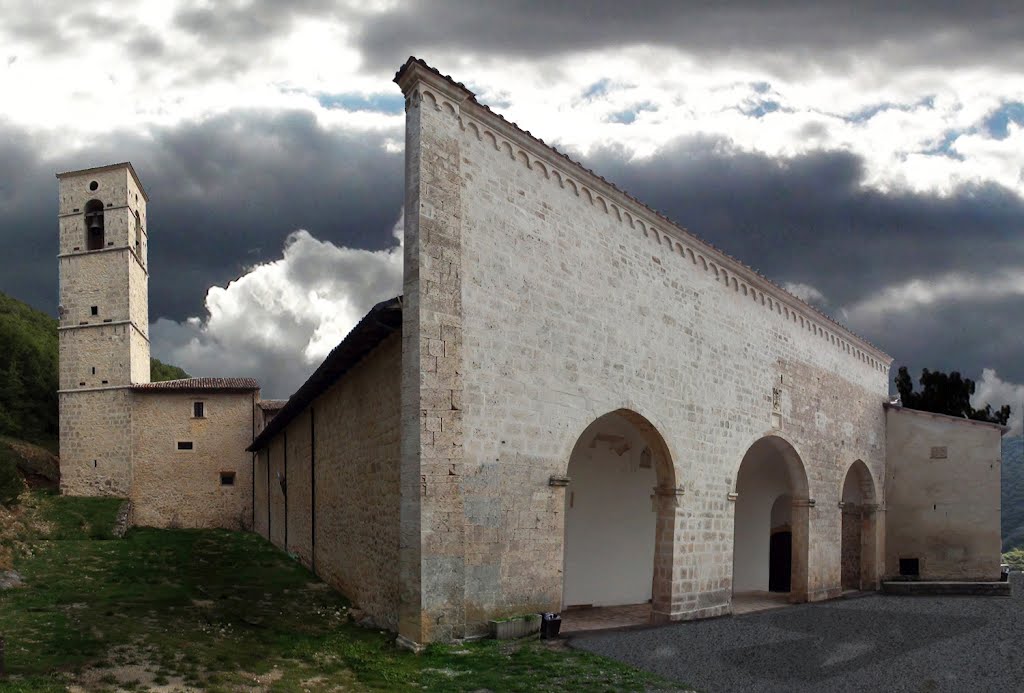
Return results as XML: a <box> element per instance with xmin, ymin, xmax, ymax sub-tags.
<box><xmin>1003</xmin><ymin>547</ymin><xmax>1024</xmax><ymax>571</ymax></box>
<box><xmin>0</xmin><ymin>447</ymin><xmax>24</xmax><ymax>505</ymax></box>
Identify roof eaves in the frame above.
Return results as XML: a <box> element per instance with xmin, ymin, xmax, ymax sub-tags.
<box><xmin>247</xmin><ymin>296</ymin><xmax>402</xmax><ymax>452</ymax></box>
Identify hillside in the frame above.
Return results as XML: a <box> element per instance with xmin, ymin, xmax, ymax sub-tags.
<box><xmin>0</xmin><ymin>292</ymin><xmax>59</xmax><ymax>443</ymax></box>
<box><xmin>1002</xmin><ymin>435</ymin><xmax>1024</xmax><ymax>551</ymax></box>
<box><xmin>0</xmin><ymin>290</ymin><xmax>190</xmax><ymax>450</ymax></box>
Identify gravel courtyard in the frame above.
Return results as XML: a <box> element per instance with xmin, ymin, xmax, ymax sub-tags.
<box><xmin>571</xmin><ymin>575</ymin><xmax>1024</xmax><ymax>692</ymax></box>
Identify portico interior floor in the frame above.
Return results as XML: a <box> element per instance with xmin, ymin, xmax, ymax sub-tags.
<box><xmin>561</xmin><ymin>603</ymin><xmax>652</xmax><ymax>633</ymax></box>
<box><xmin>561</xmin><ymin>592</ymin><xmax>795</xmax><ymax>634</ymax></box>
<box><xmin>731</xmin><ymin>590</ymin><xmax>791</xmax><ymax>615</ymax></box>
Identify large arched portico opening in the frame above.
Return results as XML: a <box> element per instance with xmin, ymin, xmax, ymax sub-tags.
<box><xmin>732</xmin><ymin>435</ymin><xmax>810</xmax><ymax>609</ymax></box>
<box><xmin>562</xmin><ymin>409</ymin><xmax>678</xmax><ymax>630</ymax></box>
<box><xmin>841</xmin><ymin>460</ymin><xmax>878</xmax><ymax>591</ymax></box>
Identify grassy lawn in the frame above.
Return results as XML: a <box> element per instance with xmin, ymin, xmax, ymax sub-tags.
<box><xmin>0</xmin><ymin>493</ymin><xmax>685</xmax><ymax>692</ymax></box>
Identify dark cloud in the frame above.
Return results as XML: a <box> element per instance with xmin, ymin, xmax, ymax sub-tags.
<box><xmin>2</xmin><ymin>104</ymin><xmax>1022</xmax><ymax>396</ymax></box>
<box><xmin>579</xmin><ymin>137</ymin><xmax>1024</xmax><ymax>383</ymax></box>
<box><xmin>0</xmin><ymin>111</ymin><xmax>403</xmax><ymax>323</ymax></box>
<box><xmin>355</xmin><ymin>1</ymin><xmax>1024</xmax><ymax>74</ymax></box>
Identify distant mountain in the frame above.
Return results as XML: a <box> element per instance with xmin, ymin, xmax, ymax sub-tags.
<box><xmin>0</xmin><ymin>291</ymin><xmax>190</xmax><ymax>449</ymax></box>
<box><xmin>1002</xmin><ymin>435</ymin><xmax>1024</xmax><ymax>551</ymax></box>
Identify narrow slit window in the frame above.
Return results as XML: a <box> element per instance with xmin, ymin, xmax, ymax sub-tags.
<box><xmin>177</xmin><ymin>441</ymin><xmax>194</xmax><ymax>451</ymax></box>
<box><xmin>193</xmin><ymin>401</ymin><xmax>205</xmax><ymax>418</ymax></box>
<box><xmin>90</xmin><ymin>306</ymin><xmax>98</xmax><ymax>316</ymax></box>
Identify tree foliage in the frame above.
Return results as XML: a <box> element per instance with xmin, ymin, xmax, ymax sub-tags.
<box><xmin>0</xmin><ymin>292</ymin><xmax>59</xmax><ymax>444</ymax></box>
<box><xmin>895</xmin><ymin>366</ymin><xmax>1011</xmax><ymax>425</ymax></box>
<box><xmin>151</xmin><ymin>358</ymin><xmax>191</xmax><ymax>382</ymax></box>
<box><xmin>0</xmin><ymin>290</ymin><xmax>191</xmax><ymax>447</ymax></box>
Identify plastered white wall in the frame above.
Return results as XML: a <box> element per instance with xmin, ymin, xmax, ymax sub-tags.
<box><xmin>563</xmin><ymin>413</ymin><xmax>657</xmax><ymax>607</ymax></box>
<box><xmin>733</xmin><ymin>453</ymin><xmax>791</xmax><ymax>591</ymax></box>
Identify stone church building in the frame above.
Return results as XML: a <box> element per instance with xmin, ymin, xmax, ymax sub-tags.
<box><xmin>57</xmin><ymin>57</ymin><xmax>1006</xmax><ymax>648</ymax></box>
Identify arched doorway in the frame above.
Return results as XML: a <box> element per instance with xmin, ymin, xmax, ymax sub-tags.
<box><xmin>562</xmin><ymin>409</ymin><xmax>678</xmax><ymax>629</ymax></box>
<box><xmin>841</xmin><ymin>460</ymin><xmax>878</xmax><ymax>591</ymax></box>
<box><xmin>732</xmin><ymin>436</ymin><xmax>810</xmax><ymax>609</ymax></box>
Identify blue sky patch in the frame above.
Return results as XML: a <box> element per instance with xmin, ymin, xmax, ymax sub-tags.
<box><xmin>316</xmin><ymin>92</ymin><xmax>405</xmax><ymax>114</ymax></box>
<box><xmin>983</xmin><ymin>102</ymin><xmax>1024</xmax><ymax>139</ymax></box>
<box><xmin>582</xmin><ymin>78</ymin><xmax>611</xmax><ymax>100</ymax></box>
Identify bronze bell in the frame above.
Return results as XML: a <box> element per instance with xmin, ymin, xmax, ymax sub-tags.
<box><xmin>87</xmin><ymin>215</ymin><xmax>103</xmax><ymax>233</ymax></box>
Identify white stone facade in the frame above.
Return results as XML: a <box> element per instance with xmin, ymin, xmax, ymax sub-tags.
<box><xmin>57</xmin><ymin>59</ymin><xmax>1006</xmax><ymax>649</ymax></box>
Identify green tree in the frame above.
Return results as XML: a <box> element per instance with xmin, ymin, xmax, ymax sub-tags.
<box><xmin>895</xmin><ymin>366</ymin><xmax>1011</xmax><ymax>425</ymax></box>
<box><xmin>150</xmin><ymin>358</ymin><xmax>191</xmax><ymax>382</ymax></box>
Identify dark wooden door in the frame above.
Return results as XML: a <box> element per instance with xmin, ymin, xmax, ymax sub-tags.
<box><xmin>769</xmin><ymin>531</ymin><xmax>792</xmax><ymax>592</ymax></box>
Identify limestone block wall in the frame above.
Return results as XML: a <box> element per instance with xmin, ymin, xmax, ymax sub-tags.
<box><xmin>252</xmin><ymin>332</ymin><xmax>402</xmax><ymax>630</ymax></box>
<box><xmin>59</xmin><ymin>389</ymin><xmax>133</xmax><ymax>496</ymax></box>
<box><xmin>131</xmin><ymin>391</ymin><xmax>256</xmax><ymax>529</ymax></box>
<box><xmin>254</xmin><ymin>448</ymin><xmax>270</xmax><ymax>538</ymax></box>
<box><xmin>58</xmin><ymin>167</ymin><xmax>143</xmax><ymax>254</ymax></box>
<box><xmin>398</xmin><ymin>63</ymin><xmax>892</xmax><ymax>640</ymax></box>
<box><xmin>130</xmin><ymin>328</ymin><xmax>151</xmax><ymax>386</ymax></box>
<box><xmin>268</xmin><ymin>434</ymin><xmax>287</xmax><ymax>548</ymax></box>
<box><xmin>884</xmin><ymin>406</ymin><xmax>1003</xmax><ymax>580</ymax></box>
<box><xmin>59</xmin><ymin>325</ymin><xmax>134</xmax><ymax>390</ymax></box>
<box><xmin>58</xmin><ymin>252</ymin><xmax>131</xmax><ymax>330</ymax></box>
<box><xmin>283</xmin><ymin>409</ymin><xmax>313</xmax><ymax>566</ymax></box>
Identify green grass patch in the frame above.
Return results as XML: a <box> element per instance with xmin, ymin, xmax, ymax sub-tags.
<box><xmin>0</xmin><ymin>492</ymin><xmax>684</xmax><ymax>691</ymax></box>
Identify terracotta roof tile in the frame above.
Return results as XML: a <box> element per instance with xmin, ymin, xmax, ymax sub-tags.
<box><xmin>132</xmin><ymin>377</ymin><xmax>260</xmax><ymax>393</ymax></box>
<box><xmin>257</xmin><ymin>399</ymin><xmax>289</xmax><ymax>411</ymax></box>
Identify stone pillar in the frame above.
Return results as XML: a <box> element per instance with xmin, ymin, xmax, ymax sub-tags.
<box><xmin>841</xmin><ymin>503</ymin><xmax>862</xmax><ymax>590</ymax></box>
<box><xmin>651</xmin><ymin>485</ymin><xmax>684</xmax><ymax>622</ymax></box>
<box><xmin>790</xmin><ymin>498</ymin><xmax>812</xmax><ymax>603</ymax></box>
<box><xmin>861</xmin><ymin>503</ymin><xmax>882</xmax><ymax>589</ymax></box>
<box><xmin>395</xmin><ymin>61</ymin><xmax>470</xmax><ymax>648</ymax></box>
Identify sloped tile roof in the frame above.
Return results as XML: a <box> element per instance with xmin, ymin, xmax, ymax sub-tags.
<box><xmin>248</xmin><ymin>297</ymin><xmax>402</xmax><ymax>452</ymax></box>
<box><xmin>132</xmin><ymin>377</ymin><xmax>260</xmax><ymax>393</ymax></box>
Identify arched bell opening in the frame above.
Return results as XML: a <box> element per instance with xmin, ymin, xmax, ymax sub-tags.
<box><xmin>84</xmin><ymin>199</ymin><xmax>105</xmax><ymax>250</ymax></box>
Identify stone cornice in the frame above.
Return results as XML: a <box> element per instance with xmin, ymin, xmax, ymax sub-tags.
<box><xmin>883</xmin><ymin>402</ymin><xmax>1010</xmax><ymax>434</ymax></box>
<box><xmin>57</xmin><ymin>243</ymin><xmax>149</xmax><ymax>276</ymax></box>
<box><xmin>58</xmin><ymin>319</ymin><xmax>149</xmax><ymax>342</ymax></box>
<box><xmin>394</xmin><ymin>57</ymin><xmax>894</xmax><ymax>372</ymax></box>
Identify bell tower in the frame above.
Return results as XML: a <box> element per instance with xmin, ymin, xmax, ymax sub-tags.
<box><xmin>56</xmin><ymin>162</ymin><xmax>150</xmax><ymax>496</ymax></box>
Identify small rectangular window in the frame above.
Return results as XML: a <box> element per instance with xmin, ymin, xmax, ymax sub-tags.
<box><xmin>193</xmin><ymin>401</ymin><xmax>205</xmax><ymax>418</ymax></box>
<box><xmin>177</xmin><ymin>441</ymin><xmax>194</xmax><ymax>451</ymax></box>
<box><xmin>899</xmin><ymin>558</ymin><xmax>920</xmax><ymax>577</ymax></box>
<box><xmin>220</xmin><ymin>471</ymin><xmax>236</xmax><ymax>486</ymax></box>
<box><xmin>90</xmin><ymin>306</ymin><xmax>98</xmax><ymax>316</ymax></box>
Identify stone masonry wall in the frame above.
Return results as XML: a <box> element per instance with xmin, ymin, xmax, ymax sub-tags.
<box><xmin>254</xmin><ymin>331</ymin><xmax>402</xmax><ymax>630</ymax></box>
<box><xmin>885</xmin><ymin>406</ymin><xmax>1002</xmax><ymax>580</ymax></box>
<box><xmin>131</xmin><ymin>391</ymin><xmax>255</xmax><ymax>529</ymax></box>
<box><xmin>284</xmin><ymin>409</ymin><xmax>313</xmax><ymax>567</ymax></box>
<box><xmin>254</xmin><ymin>448</ymin><xmax>269</xmax><ymax>539</ymax></box>
<box><xmin>59</xmin><ymin>389</ymin><xmax>133</xmax><ymax>496</ymax></box>
<box><xmin>268</xmin><ymin>434</ymin><xmax>287</xmax><ymax>549</ymax></box>
<box><xmin>314</xmin><ymin>332</ymin><xmax>402</xmax><ymax>630</ymax></box>
<box><xmin>399</xmin><ymin>65</ymin><xmax>892</xmax><ymax>640</ymax></box>
<box><xmin>59</xmin><ymin>325</ymin><xmax>134</xmax><ymax>390</ymax></box>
